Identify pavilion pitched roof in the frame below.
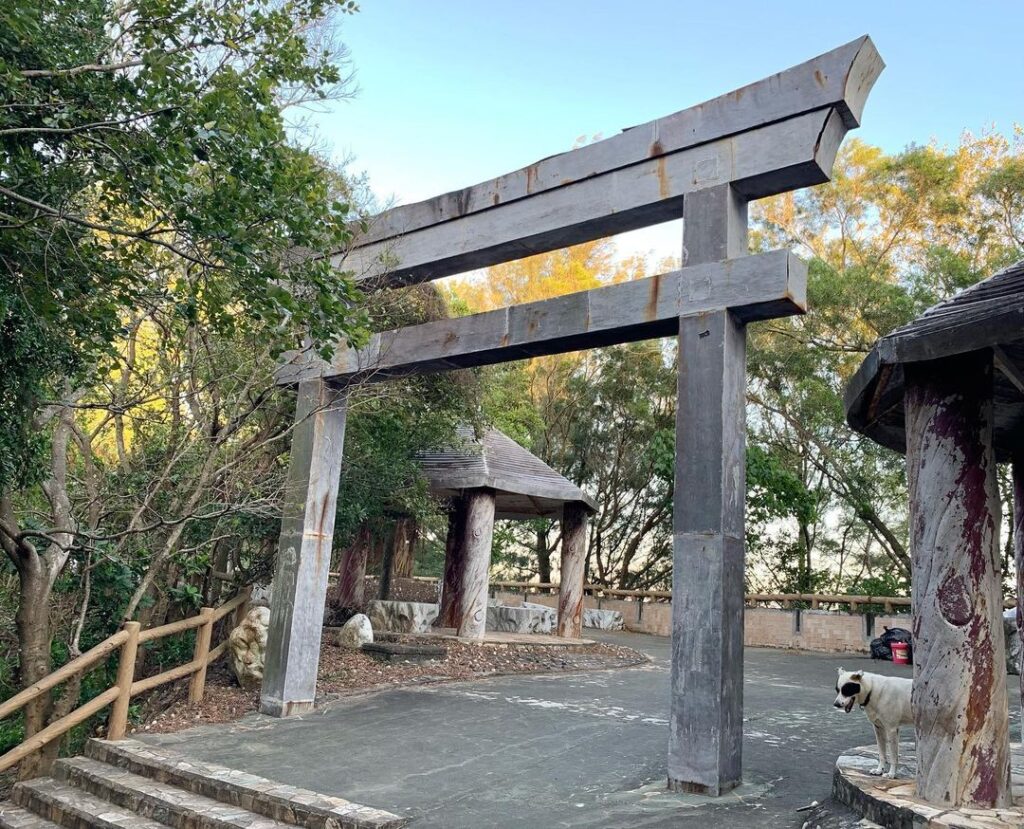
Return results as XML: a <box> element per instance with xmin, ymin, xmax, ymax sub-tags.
<box><xmin>417</xmin><ymin>426</ymin><xmax>598</xmax><ymax>519</ymax></box>
<box><xmin>844</xmin><ymin>259</ymin><xmax>1024</xmax><ymax>459</ymax></box>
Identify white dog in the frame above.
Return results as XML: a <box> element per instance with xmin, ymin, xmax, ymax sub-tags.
<box><xmin>833</xmin><ymin>668</ymin><xmax>913</xmax><ymax>778</ymax></box>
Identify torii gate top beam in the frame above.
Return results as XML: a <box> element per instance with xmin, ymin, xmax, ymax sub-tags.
<box><xmin>339</xmin><ymin>36</ymin><xmax>882</xmax><ymax>286</ymax></box>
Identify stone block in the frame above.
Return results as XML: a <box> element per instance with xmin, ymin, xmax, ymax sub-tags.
<box><xmin>361</xmin><ymin>642</ymin><xmax>446</xmax><ymax>665</ymax></box>
<box><xmin>582</xmin><ymin>608</ymin><xmax>624</xmax><ymax>630</ymax></box>
<box><xmin>490</xmin><ymin>603</ymin><xmax>555</xmax><ymax>634</ymax></box>
<box><xmin>367</xmin><ymin>600</ymin><xmax>438</xmax><ymax>634</ymax></box>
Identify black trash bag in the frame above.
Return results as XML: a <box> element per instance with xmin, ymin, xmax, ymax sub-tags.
<box><xmin>870</xmin><ymin>626</ymin><xmax>913</xmax><ymax>662</ymax></box>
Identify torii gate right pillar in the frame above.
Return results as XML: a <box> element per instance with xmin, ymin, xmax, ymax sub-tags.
<box><xmin>668</xmin><ymin>184</ymin><xmax>748</xmax><ymax>795</ymax></box>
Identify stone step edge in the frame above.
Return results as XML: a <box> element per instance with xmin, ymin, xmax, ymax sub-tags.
<box><xmin>11</xmin><ymin>778</ymin><xmax>167</xmax><ymax>829</ymax></box>
<box><xmin>0</xmin><ymin>803</ymin><xmax>65</xmax><ymax>829</ymax></box>
<box><xmin>54</xmin><ymin>757</ymin><xmax>296</xmax><ymax>829</ymax></box>
<box><xmin>85</xmin><ymin>740</ymin><xmax>406</xmax><ymax>829</ymax></box>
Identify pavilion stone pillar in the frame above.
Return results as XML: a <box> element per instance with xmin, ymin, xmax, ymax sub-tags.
<box><xmin>437</xmin><ymin>496</ymin><xmax>469</xmax><ymax>628</ymax></box>
<box><xmin>454</xmin><ymin>489</ymin><xmax>496</xmax><ymax>639</ymax></box>
<box><xmin>261</xmin><ymin>379</ymin><xmax>347</xmax><ymax>717</ymax></box>
<box><xmin>668</xmin><ymin>184</ymin><xmax>747</xmax><ymax>796</ymax></box>
<box><xmin>557</xmin><ymin>503</ymin><xmax>588</xmax><ymax>639</ymax></box>
<box><xmin>1014</xmin><ymin>456</ymin><xmax>1024</xmax><ymax>714</ymax></box>
<box><xmin>905</xmin><ymin>353</ymin><xmax>1009</xmax><ymax>808</ymax></box>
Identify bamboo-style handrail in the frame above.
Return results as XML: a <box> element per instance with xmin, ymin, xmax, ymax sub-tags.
<box><xmin>0</xmin><ymin>586</ymin><xmax>251</xmax><ymax>775</ymax></box>
<box><xmin>0</xmin><ymin>629</ymin><xmax>129</xmax><ymax>722</ymax></box>
<box><xmin>0</xmin><ymin>687</ymin><xmax>120</xmax><ymax>774</ymax></box>
<box><xmin>130</xmin><ymin>659</ymin><xmax>203</xmax><ymax>696</ymax></box>
<box><xmin>137</xmin><ymin>613</ymin><xmax>209</xmax><ymax>643</ymax></box>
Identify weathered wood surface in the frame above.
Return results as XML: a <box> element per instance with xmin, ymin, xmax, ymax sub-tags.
<box><xmin>437</xmin><ymin>496</ymin><xmax>469</xmax><ymax>628</ymax></box>
<box><xmin>342</xmin><ymin>110</ymin><xmax>844</xmax><ymax>285</ymax></box>
<box><xmin>260</xmin><ymin>381</ymin><xmax>348</xmax><ymax>717</ymax></box>
<box><xmin>278</xmin><ymin>250</ymin><xmax>805</xmax><ymax>386</ymax></box>
<box><xmin>340</xmin><ymin>37</ymin><xmax>881</xmax><ymax>285</ymax></box>
<box><xmin>669</xmin><ymin>185</ymin><xmax>748</xmax><ymax>796</ymax></box>
<box><xmin>557</xmin><ymin>504</ymin><xmax>588</xmax><ymax>639</ymax></box>
<box><xmin>905</xmin><ymin>354</ymin><xmax>1009</xmax><ymax>808</ymax></box>
<box><xmin>455</xmin><ymin>489</ymin><xmax>496</xmax><ymax>640</ymax></box>
<box><xmin>1014</xmin><ymin>458</ymin><xmax>1024</xmax><ymax>719</ymax></box>
<box><xmin>332</xmin><ymin>531</ymin><xmax>369</xmax><ymax>611</ymax></box>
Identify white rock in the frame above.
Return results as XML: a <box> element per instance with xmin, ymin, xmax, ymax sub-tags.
<box><xmin>335</xmin><ymin>613</ymin><xmax>373</xmax><ymax>649</ymax></box>
<box><xmin>227</xmin><ymin>606</ymin><xmax>270</xmax><ymax>690</ymax></box>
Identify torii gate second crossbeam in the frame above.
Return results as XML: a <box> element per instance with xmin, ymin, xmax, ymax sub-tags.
<box><xmin>261</xmin><ymin>36</ymin><xmax>884</xmax><ymax>797</ymax></box>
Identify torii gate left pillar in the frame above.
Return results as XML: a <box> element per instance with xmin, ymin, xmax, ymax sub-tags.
<box><xmin>261</xmin><ymin>379</ymin><xmax>347</xmax><ymax>717</ymax></box>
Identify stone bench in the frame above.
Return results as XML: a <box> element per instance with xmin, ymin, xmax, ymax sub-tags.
<box><xmin>361</xmin><ymin>642</ymin><xmax>446</xmax><ymax>665</ymax></box>
<box><xmin>583</xmin><ymin>608</ymin><xmax>624</xmax><ymax>631</ymax></box>
<box><xmin>489</xmin><ymin>603</ymin><xmax>555</xmax><ymax>634</ymax></box>
<box><xmin>367</xmin><ymin>600</ymin><xmax>438</xmax><ymax>634</ymax></box>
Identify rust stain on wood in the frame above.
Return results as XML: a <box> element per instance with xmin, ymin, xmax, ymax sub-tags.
<box><xmin>814</xmin><ymin>69</ymin><xmax>826</xmax><ymax>87</ymax></box>
<box><xmin>649</xmin><ymin>140</ymin><xmax>664</xmax><ymax>158</ymax></box>
<box><xmin>646</xmin><ymin>274</ymin><xmax>661</xmax><ymax>320</ymax></box>
<box><xmin>656</xmin><ymin>157</ymin><xmax>669</xmax><ymax>199</ymax></box>
<box><xmin>526</xmin><ymin>164</ymin><xmax>538</xmax><ymax>194</ymax></box>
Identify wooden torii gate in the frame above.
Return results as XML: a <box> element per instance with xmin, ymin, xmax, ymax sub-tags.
<box><xmin>261</xmin><ymin>37</ymin><xmax>883</xmax><ymax>796</ymax></box>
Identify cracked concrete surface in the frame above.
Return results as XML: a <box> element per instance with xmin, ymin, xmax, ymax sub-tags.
<box><xmin>138</xmin><ymin>631</ymin><xmax>984</xmax><ymax>828</ymax></box>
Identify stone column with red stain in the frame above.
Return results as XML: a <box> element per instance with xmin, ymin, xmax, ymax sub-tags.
<box><xmin>454</xmin><ymin>489</ymin><xmax>496</xmax><ymax>639</ymax></box>
<box><xmin>437</xmin><ymin>496</ymin><xmax>469</xmax><ymax>628</ymax></box>
<box><xmin>557</xmin><ymin>503</ymin><xmax>588</xmax><ymax>639</ymax></box>
<box><xmin>905</xmin><ymin>353</ymin><xmax>1009</xmax><ymax>808</ymax></box>
<box><xmin>261</xmin><ymin>380</ymin><xmax>348</xmax><ymax>717</ymax></box>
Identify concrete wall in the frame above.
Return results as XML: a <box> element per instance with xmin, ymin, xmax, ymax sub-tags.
<box><xmin>493</xmin><ymin>589</ymin><xmax>910</xmax><ymax>654</ymax></box>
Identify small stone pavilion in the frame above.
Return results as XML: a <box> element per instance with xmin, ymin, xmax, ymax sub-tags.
<box><xmin>844</xmin><ymin>260</ymin><xmax>1024</xmax><ymax>810</ymax></box>
<box><xmin>420</xmin><ymin>426</ymin><xmax>597</xmax><ymax>640</ymax></box>
<box><xmin>330</xmin><ymin>426</ymin><xmax>597</xmax><ymax>639</ymax></box>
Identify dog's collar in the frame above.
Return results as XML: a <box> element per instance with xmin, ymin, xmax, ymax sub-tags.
<box><xmin>860</xmin><ymin>690</ymin><xmax>872</xmax><ymax>708</ymax></box>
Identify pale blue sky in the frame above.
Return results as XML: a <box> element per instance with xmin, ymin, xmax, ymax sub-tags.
<box><xmin>314</xmin><ymin>1</ymin><xmax>1023</xmax><ymax>265</ymax></box>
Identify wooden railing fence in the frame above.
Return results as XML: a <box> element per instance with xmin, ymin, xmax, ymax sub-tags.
<box><xmin>0</xmin><ymin>588</ymin><xmax>250</xmax><ymax>775</ymax></box>
<box><xmin>490</xmin><ymin>580</ymin><xmax>1019</xmax><ymax>615</ymax></box>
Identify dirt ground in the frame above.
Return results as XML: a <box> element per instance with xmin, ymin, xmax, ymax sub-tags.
<box><xmin>132</xmin><ymin>633</ymin><xmax>647</xmax><ymax>736</ymax></box>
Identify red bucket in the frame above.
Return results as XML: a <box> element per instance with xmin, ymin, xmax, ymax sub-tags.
<box><xmin>892</xmin><ymin>642</ymin><xmax>910</xmax><ymax>665</ymax></box>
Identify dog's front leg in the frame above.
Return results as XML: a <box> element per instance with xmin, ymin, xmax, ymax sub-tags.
<box><xmin>871</xmin><ymin>724</ymin><xmax>887</xmax><ymax>776</ymax></box>
<box><xmin>886</xmin><ymin>728</ymin><xmax>899</xmax><ymax>779</ymax></box>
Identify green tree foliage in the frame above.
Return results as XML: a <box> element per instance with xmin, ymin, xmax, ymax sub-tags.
<box><xmin>0</xmin><ymin>0</ymin><xmax>365</xmax><ymax>490</ymax></box>
<box><xmin>0</xmin><ymin>0</ymin><xmax>371</xmax><ymax>772</ymax></box>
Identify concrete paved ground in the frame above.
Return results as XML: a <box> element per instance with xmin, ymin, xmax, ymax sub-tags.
<box><xmin>140</xmin><ymin>632</ymin><xmax>987</xmax><ymax>828</ymax></box>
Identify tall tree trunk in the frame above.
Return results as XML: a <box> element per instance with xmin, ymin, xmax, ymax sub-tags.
<box><xmin>1013</xmin><ymin>457</ymin><xmax>1024</xmax><ymax>718</ymax></box>
<box><xmin>16</xmin><ymin>562</ymin><xmax>56</xmax><ymax>779</ymax></box>
<box><xmin>392</xmin><ymin>518</ymin><xmax>416</xmax><ymax>579</ymax></box>
<box><xmin>536</xmin><ymin>522</ymin><xmax>551</xmax><ymax>583</ymax></box>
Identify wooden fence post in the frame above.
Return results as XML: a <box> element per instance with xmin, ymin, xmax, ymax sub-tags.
<box><xmin>189</xmin><ymin>607</ymin><xmax>215</xmax><ymax>704</ymax></box>
<box><xmin>108</xmin><ymin>621</ymin><xmax>140</xmax><ymax>741</ymax></box>
<box><xmin>232</xmin><ymin>590</ymin><xmax>251</xmax><ymax>630</ymax></box>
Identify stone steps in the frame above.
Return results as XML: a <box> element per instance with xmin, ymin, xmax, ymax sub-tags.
<box><xmin>83</xmin><ymin>740</ymin><xmax>404</xmax><ymax>829</ymax></box>
<box><xmin>2</xmin><ymin>739</ymin><xmax>405</xmax><ymax>829</ymax></box>
<box><xmin>0</xmin><ymin>804</ymin><xmax>65</xmax><ymax>829</ymax></box>
<box><xmin>12</xmin><ymin>778</ymin><xmax>167</xmax><ymax>829</ymax></box>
